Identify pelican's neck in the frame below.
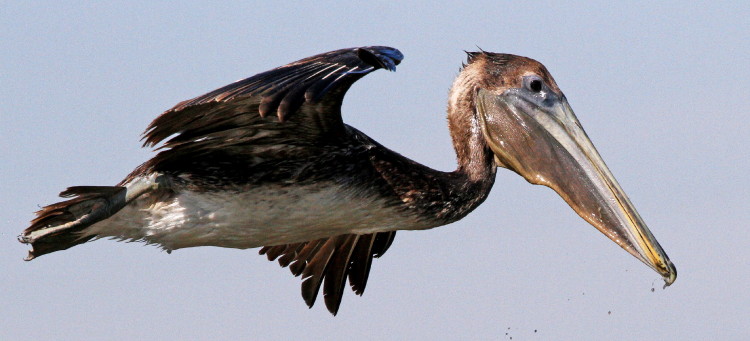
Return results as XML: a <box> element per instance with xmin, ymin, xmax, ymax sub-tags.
<box><xmin>437</xmin><ymin>69</ymin><xmax>497</xmax><ymax>222</ymax></box>
<box><xmin>366</xmin><ymin>67</ymin><xmax>496</xmax><ymax>225</ymax></box>
<box><xmin>447</xmin><ymin>67</ymin><xmax>496</xmax><ymax>183</ymax></box>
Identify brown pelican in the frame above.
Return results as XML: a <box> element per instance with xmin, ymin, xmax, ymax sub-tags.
<box><xmin>19</xmin><ymin>46</ymin><xmax>676</xmax><ymax>315</ymax></box>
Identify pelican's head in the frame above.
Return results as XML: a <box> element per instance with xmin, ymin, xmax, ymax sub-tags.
<box><xmin>463</xmin><ymin>51</ymin><xmax>676</xmax><ymax>286</ymax></box>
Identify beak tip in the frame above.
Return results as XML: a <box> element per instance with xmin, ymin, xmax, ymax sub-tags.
<box><xmin>661</xmin><ymin>261</ymin><xmax>677</xmax><ymax>288</ymax></box>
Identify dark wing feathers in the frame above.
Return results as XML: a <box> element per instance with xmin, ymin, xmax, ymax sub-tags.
<box><xmin>141</xmin><ymin>46</ymin><xmax>403</xmax><ymax>152</ymax></box>
<box><xmin>258</xmin><ymin>231</ymin><xmax>397</xmax><ymax>315</ymax></box>
<box><xmin>290</xmin><ymin>240</ymin><xmax>325</xmax><ymax>276</ymax></box>
<box><xmin>277</xmin><ymin>243</ymin><xmax>305</xmax><ymax>267</ymax></box>
<box><xmin>144</xmin><ymin>46</ymin><xmax>405</xmax><ymax>314</ymax></box>
<box><xmin>300</xmin><ymin>237</ymin><xmax>340</xmax><ymax>308</ymax></box>
<box><xmin>132</xmin><ymin>46</ymin><xmax>403</xmax><ymax>181</ymax></box>
<box><xmin>347</xmin><ymin>233</ymin><xmax>378</xmax><ymax>295</ymax></box>
<box><xmin>322</xmin><ymin>234</ymin><xmax>359</xmax><ymax>315</ymax></box>
<box><xmin>372</xmin><ymin>229</ymin><xmax>397</xmax><ymax>257</ymax></box>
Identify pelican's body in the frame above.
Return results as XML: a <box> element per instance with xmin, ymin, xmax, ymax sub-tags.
<box><xmin>20</xmin><ymin>46</ymin><xmax>675</xmax><ymax>314</ymax></box>
<box><xmin>90</xmin><ymin>159</ymin><xmax>439</xmax><ymax>250</ymax></box>
<box><xmin>89</xmin><ymin>185</ymin><xmax>414</xmax><ymax>250</ymax></box>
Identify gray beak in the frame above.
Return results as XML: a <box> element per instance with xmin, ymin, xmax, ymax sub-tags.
<box><xmin>477</xmin><ymin>88</ymin><xmax>676</xmax><ymax>286</ymax></box>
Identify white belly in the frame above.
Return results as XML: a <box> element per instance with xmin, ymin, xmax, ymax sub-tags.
<box><xmin>83</xmin><ymin>183</ymin><xmax>429</xmax><ymax>251</ymax></box>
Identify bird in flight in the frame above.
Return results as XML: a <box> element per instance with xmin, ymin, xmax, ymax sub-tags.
<box><xmin>20</xmin><ymin>46</ymin><xmax>676</xmax><ymax>315</ymax></box>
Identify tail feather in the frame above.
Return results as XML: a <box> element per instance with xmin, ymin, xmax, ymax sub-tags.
<box><xmin>20</xmin><ymin>186</ymin><xmax>126</xmax><ymax>260</ymax></box>
<box><xmin>20</xmin><ymin>173</ymin><xmax>169</xmax><ymax>260</ymax></box>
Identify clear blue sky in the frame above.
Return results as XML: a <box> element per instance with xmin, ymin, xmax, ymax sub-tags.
<box><xmin>2</xmin><ymin>2</ymin><xmax>748</xmax><ymax>339</ymax></box>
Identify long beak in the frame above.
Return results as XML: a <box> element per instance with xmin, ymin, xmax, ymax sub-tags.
<box><xmin>476</xmin><ymin>88</ymin><xmax>676</xmax><ymax>286</ymax></box>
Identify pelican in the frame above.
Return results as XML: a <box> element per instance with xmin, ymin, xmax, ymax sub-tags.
<box><xmin>20</xmin><ymin>46</ymin><xmax>676</xmax><ymax>315</ymax></box>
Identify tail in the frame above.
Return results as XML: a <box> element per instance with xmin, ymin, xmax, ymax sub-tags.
<box><xmin>19</xmin><ymin>173</ymin><xmax>170</xmax><ymax>260</ymax></box>
<box><xmin>20</xmin><ymin>186</ymin><xmax>126</xmax><ymax>260</ymax></box>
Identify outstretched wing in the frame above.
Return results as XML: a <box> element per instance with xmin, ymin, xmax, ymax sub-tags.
<box><xmin>259</xmin><ymin>231</ymin><xmax>396</xmax><ymax>315</ymax></box>
<box><xmin>137</xmin><ymin>46</ymin><xmax>404</xmax><ymax>315</ymax></box>
<box><xmin>140</xmin><ymin>46</ymin><xmax>403</xmax><ymax>170</ymax></box>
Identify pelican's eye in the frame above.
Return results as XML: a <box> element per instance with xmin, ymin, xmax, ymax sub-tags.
<box><xmin>529</xmin><ymin>79</ymin><xmax>543</xmax><ymax>93</ymax></box>
<box><xmin>522</xmin><ymin>75</ymin><xmax>548</xmax><ymax>99</ymax></box>
<box><xmin>521</xmin><ymin>75</ymin><xmax>554</xmax><ymax>105</ymax></box>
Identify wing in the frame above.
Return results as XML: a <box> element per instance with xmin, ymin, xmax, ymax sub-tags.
<box><xmin>138</xmin><ymin>47</ymin><xmax>404</xmax><ymax>314</ymax></box>
<box><xmin>259</xmin><ymin>231</ymin><xmax>396</xmax><ymax>315</ymax></box>
<box><xmin>139</xmin><ymin>46</ymin><xmax>403</xmax><ymax>174</ymax></box>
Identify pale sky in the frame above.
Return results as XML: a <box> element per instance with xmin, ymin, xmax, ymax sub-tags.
<box><xmin>2</xmin><ymin>2</ymin><xmax>748</xmax><ymax>340</ymax></box>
